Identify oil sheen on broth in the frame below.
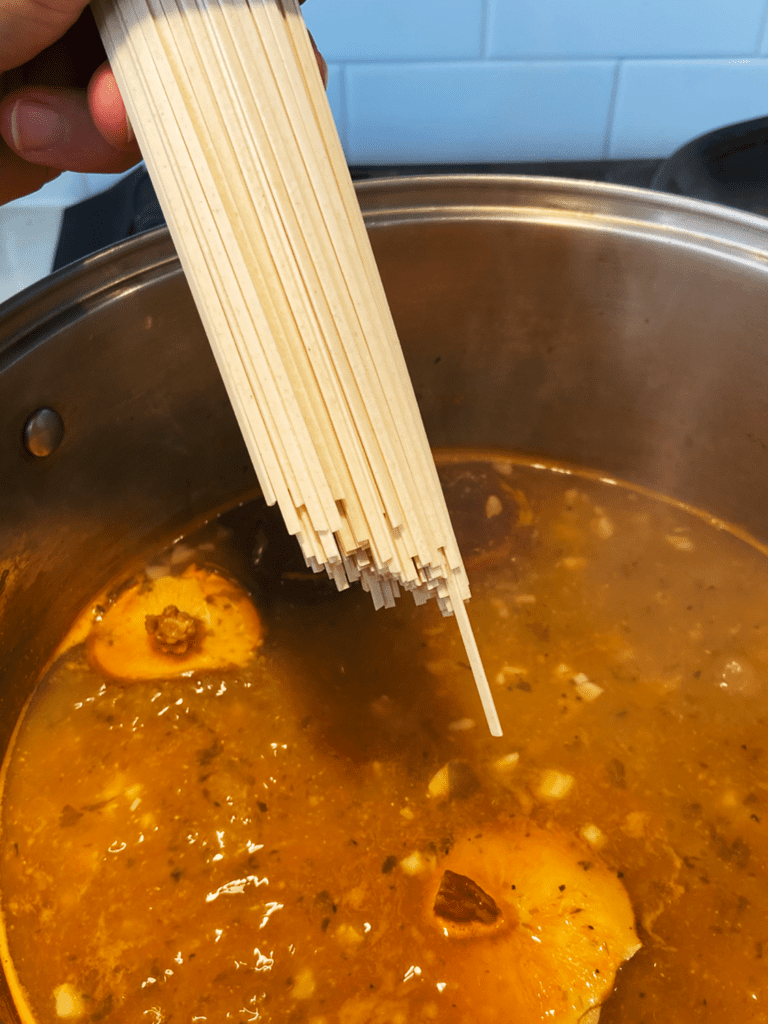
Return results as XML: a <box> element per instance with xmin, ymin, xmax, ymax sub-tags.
<box><xmin>1</xmin><ymin>453</ymin><xmax>767</xmax><ymax>1024</ymax></box>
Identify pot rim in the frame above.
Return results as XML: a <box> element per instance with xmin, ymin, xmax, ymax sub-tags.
<box><xmin>3</xmin><ymin>173</ymin><xmax>768</xmax><ymax>367</ymax></box>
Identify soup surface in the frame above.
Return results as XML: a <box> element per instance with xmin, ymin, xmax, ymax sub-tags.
<box><xmin>1</xmin><ymin>454</ymin><xmax>767</xmax><ymax>1024</ymax></box>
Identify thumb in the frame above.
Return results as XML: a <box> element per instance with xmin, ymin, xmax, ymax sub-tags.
<box><xmin>0</xmin><ymin>85</ymin><xmax>140</xmax><ymax>175</ymax></box>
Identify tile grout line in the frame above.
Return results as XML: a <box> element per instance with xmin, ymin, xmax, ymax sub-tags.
<box><xmin>311</xmin><ymin>54</ymin><xmax>768</xmax><ymax>69</ymax></box>
<box><xmin>756</xmin><ymin>0</ymin><xmax>768</xmax><ymax>53</ymax></box>
<box><xmin>602</xmin><ymin>60</ymin><xmax>622</xmax><ymax>160</ymax></box>
<box><xmin>480</xmin><ymin>0</ymin><xmax>490</xmax><ymax>59</ymax></box>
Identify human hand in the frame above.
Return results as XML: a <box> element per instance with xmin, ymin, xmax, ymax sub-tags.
<box><xmin>0</xmin><ymin>2</ymin><xmax>140</xmax><ymax>205</ymax></box>
<box><xmin>0</xmin><ymin>1</ymin><xmax>327</xmax><ymax>208</ymax></box>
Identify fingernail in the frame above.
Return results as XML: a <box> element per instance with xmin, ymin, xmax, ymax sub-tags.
<box><xmin>10</xmin><ymin>100</ymin><xmax>68</xmax><ymax>154</ymax></box>
<box><xmin>124</xmin><ymin>111</ymin><xmax>135</xmax><ymax>146</ymax></box>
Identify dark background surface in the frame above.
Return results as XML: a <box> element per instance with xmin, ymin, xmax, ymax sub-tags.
<box><xmin>53</xmin><ymin>114</ymin><xmax>768</xmax><ymax>271</ymax></box>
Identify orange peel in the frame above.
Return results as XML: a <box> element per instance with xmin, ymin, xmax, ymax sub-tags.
<box><xmin>86</xmin><ymin>565</ymin><xmax>262</xmax><ymax>680</ymax></box>
<box><xmin>425</xmin><ymin>823</ymin><xmax>640</xmax><ymax>1023</ymax></box>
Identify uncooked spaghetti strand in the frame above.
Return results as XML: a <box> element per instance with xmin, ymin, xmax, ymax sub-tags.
<box><xmin>210</xmin><ymin>0</ymin><xmax>422</xmax><ymax>561</ymax></box>
<box><xmin>273</xmin><ymin>0</ymin><xmax>463</xmax><ymax>574</ymax></box>
<box><xmin>122</xmin><ymin>0</ymin><xmax>343</xmax><ymax>536</ymax></box>
<box><xmin>168</xmin><ymin>0</ymin><xmax>404</xmax><ymax>565</ymax></box>
<box><xmin>93</xmin><ymin>0</ymin><xmax>502</xmax><ymax>735</ymax></box>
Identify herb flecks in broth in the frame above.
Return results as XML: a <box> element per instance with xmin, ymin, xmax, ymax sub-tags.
<box><xmin>1</xmin><ymin>455</ymin><xmax>767</xmax><ymax>1024</ymax></box>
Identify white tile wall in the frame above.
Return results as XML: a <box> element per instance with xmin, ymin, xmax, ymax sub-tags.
<box><xmin>309</xmin><ymin>0</ymin><xmax>485</xmax><ymax>61</ymax></box>
<box><xmin>487</xmin><ymin>0</ymin><xmax>767</xmax><ymax>59</ymax></box>
<box><xmin>346</xmin><ymin>60</ymin><xmax>616</xmax><ymax>163</ymax></box>
<box><xmin>610</xmin><ymin>59</ymin><xmax>768</xmax><ymax>158</ymax></box>
<box><xmin>0</xmin><ymin>205</ymin><xmax>64</xmax><ymax>305</ymax></box>
<box><xmin>305</xmin><ymin>0</ymin><xmax>768</xmax><ymax>163</ymax></box>
<box><xmin>0</xmin><ymin>169</ymin><xmax>137</xmax><ymax>306</ymax></box>
<box><xmin>4</xmin><ymin>1</ymin><xmax>768</xmax><ymax>307</ymax></box>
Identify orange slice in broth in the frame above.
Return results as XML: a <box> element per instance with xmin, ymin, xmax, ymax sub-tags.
<box><xmin>425</xmin><ymin>823</ymin><xmax>640</xmax><ymax>1023</ymax></box>
<box><xmin>88</xmin><ymin>565</ymin><xmax>262</xmax><ymax>680</ymax></box>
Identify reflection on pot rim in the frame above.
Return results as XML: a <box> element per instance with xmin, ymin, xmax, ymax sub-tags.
<box><xmin>1</xmin><ymin>175</ymin><xmax>768</xmax><ymax>1022</ymax></box>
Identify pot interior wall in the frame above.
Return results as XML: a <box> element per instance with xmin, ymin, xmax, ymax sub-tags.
<box><xmin>1</xmin><ymin>175</ymin><xmax>768</xmax><ymax>1017</ymax></box>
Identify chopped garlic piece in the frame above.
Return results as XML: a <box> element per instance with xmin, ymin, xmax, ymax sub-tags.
<box><xmin>427</xmin><ymin>765</ymin><xmax>450</xmax><ymax>799</ymax></box>
<box><xmin>513</xmin><ymin>594</ymin><xmax>537</xmax><ymax>605</ymax></box>
<box><xmin>495</xmin><ymin>665</ymin><xmax>526</xmax><ymax>685</ymax></box>
<box><xmin>665</xmin><ymin>534</ymin><xmax>694</xmax><ymax>552</ymax></box>
<box><xmin>448</xmin><ymin>718</ymin><xmax>475</xmax><ymax>732</ymax></box>
<box><xmin>400</xmin><ymin>806</ymin><xmax>415</xmax><ymax>820</ymax></box>
<box><xmin>400</xmin><ymin>851</ymin><xmax>427</xmax><ymax>876</ymax></box>
<box><xmin>292</xmin><ymin>968</ymin><xmax>315</xmax><ymax>999</ymax></box>
<box><xmin>427</xmin><ymin>761</ymin><xmax>479</xmax><ymax>801</ymax></box>
<box><xmin>575</xmin><ymin>680</ymin><xmax>604</xmax><ymax>702</ymax></box>
<box><xmin>580</xmin><ymin>824</ymin><xmax>606</xmax><ymax>848</ymax></box>
<box><xmin>492</xmin><ymin>752</ymin><xmax>520</xmax><ymax>775</ymax></box>
<box><xmin>54</xmin><ymin>984</ymin><xmax>84</xmax><ymax>1019</ymax></box>
<box><xmin>343</xmin><ymin>886</ymin><xmax>367</xmax><ymax>910</ymax></box>
<box><xmin>335</xmin><ymin>924</ymin><xmax>364</xmax><ymax>947</ymax></box>
<box><xmin>558</xmin><ymin>556</ymin><xmax>587</xmax><ymax>570</ymax></box>
<box><xmin>169</xmin><ymin>543</ymin><xmax>194</xmax><ymax>565</ymax></box>
<box><xmin>485</xmin><ymin>494</ymin><xmax>503</xmax><ymax>519</ymax></box>
<box><xmin>622</xmin><ymin>811</ymin><xmax>648</xmax><ymax>838</ymax></box>
<box><xmin>537</xmin><ymin>770</ymin><xmax>575</xmax><ymax>801</ymax></box>
<box><xmin>591</xmin><ymin>516</ymin><xmax>615</xmax><ymax>540</ymax></box>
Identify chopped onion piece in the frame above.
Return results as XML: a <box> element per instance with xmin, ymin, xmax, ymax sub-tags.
<box><xmin>575</xmin><ymin>680</ymin><xmax>604</xmax><ymax>702</ymax></box>
<box><xmin>54</xmin><ymin>985</ymin><xmax>84</xmax><ymax>1019</ymax></box>
<box><xmin>666</xmin><ymin>534</ymin><xmax>695</xmax><ymax>552</ymax></box>
<box><xmin>448</xmin><ymin>718</ymin><xmax>476</xmax><ymax>732</ymax></box>
<box><xmin>591</xmin><ymin>516</ymin><xmax>615</xmax><ymax>540</ymax></box>
<box><xmin>495</xmin><ymin>665</ymin><xmax>526</xmax><ymax>685</ymax></box>
<box><xmin>400</xmin><ymin>851</ymin><xmax>427</xmax><ymax>876</ymax></box>
<box><xmin>492</xmin><ymin>752</ymin><xmax>520</xmax><ymax>775</ymax></box>
<box><xmin>537</xmin><ymin>770</ymin><xmax>575</xmax><ymax>801</ymax></box>
<box><xmin>291</xmin><ymin>967</ymin><xmax>316</xmax><ymax>999</ymax></box>
<box><xmin>485</xmin><ymin>495</ymin><xmax>503</xmax><ymax>519</ymax></box>
<box><xmin>558</xmin><ymin>556</ymin><xmax>588</xmax><ymax>570</ymax></box>
<box><xmin>580</xmin><ymin>824</ymin><xmax>606</xmax><ymax>848</ymax></box>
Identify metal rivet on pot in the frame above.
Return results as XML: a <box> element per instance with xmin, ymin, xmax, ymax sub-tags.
<box><xmin>23</xmin><ymin>408</ymin><xmax>65</xmax><ymax>458</ymax></box>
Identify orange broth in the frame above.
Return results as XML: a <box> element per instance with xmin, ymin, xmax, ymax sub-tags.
<box><xmin>1</xmin><ymin>453</ymin><xmax>766</xmax><ymax>1024</ymax></box>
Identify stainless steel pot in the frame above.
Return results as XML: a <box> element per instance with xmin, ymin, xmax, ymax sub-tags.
<box><xmin>2</xmin><ymin>175</ymin><xmax>768</xmax><ymax>1017</ymax></box>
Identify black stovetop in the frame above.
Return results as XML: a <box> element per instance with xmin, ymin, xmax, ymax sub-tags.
<box><xmin>49</xmin><ymin>159</ymin><xmax>666</xmax><ymax>271</ymax></box>
<box><xmin>349</xmin><ymin>159</ymin><xmax>663</xmax><ymax>189</ymax></box>
<box><xmin>53</xmin><ymin>114</ymin><xmax>768</xmax><ymax>271</ymax></box>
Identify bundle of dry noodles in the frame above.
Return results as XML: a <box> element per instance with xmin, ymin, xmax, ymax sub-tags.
<box><xmin>92</xmin><ymin>0</ymin><xmax>502</xmax><ymax>735</ymax></box>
